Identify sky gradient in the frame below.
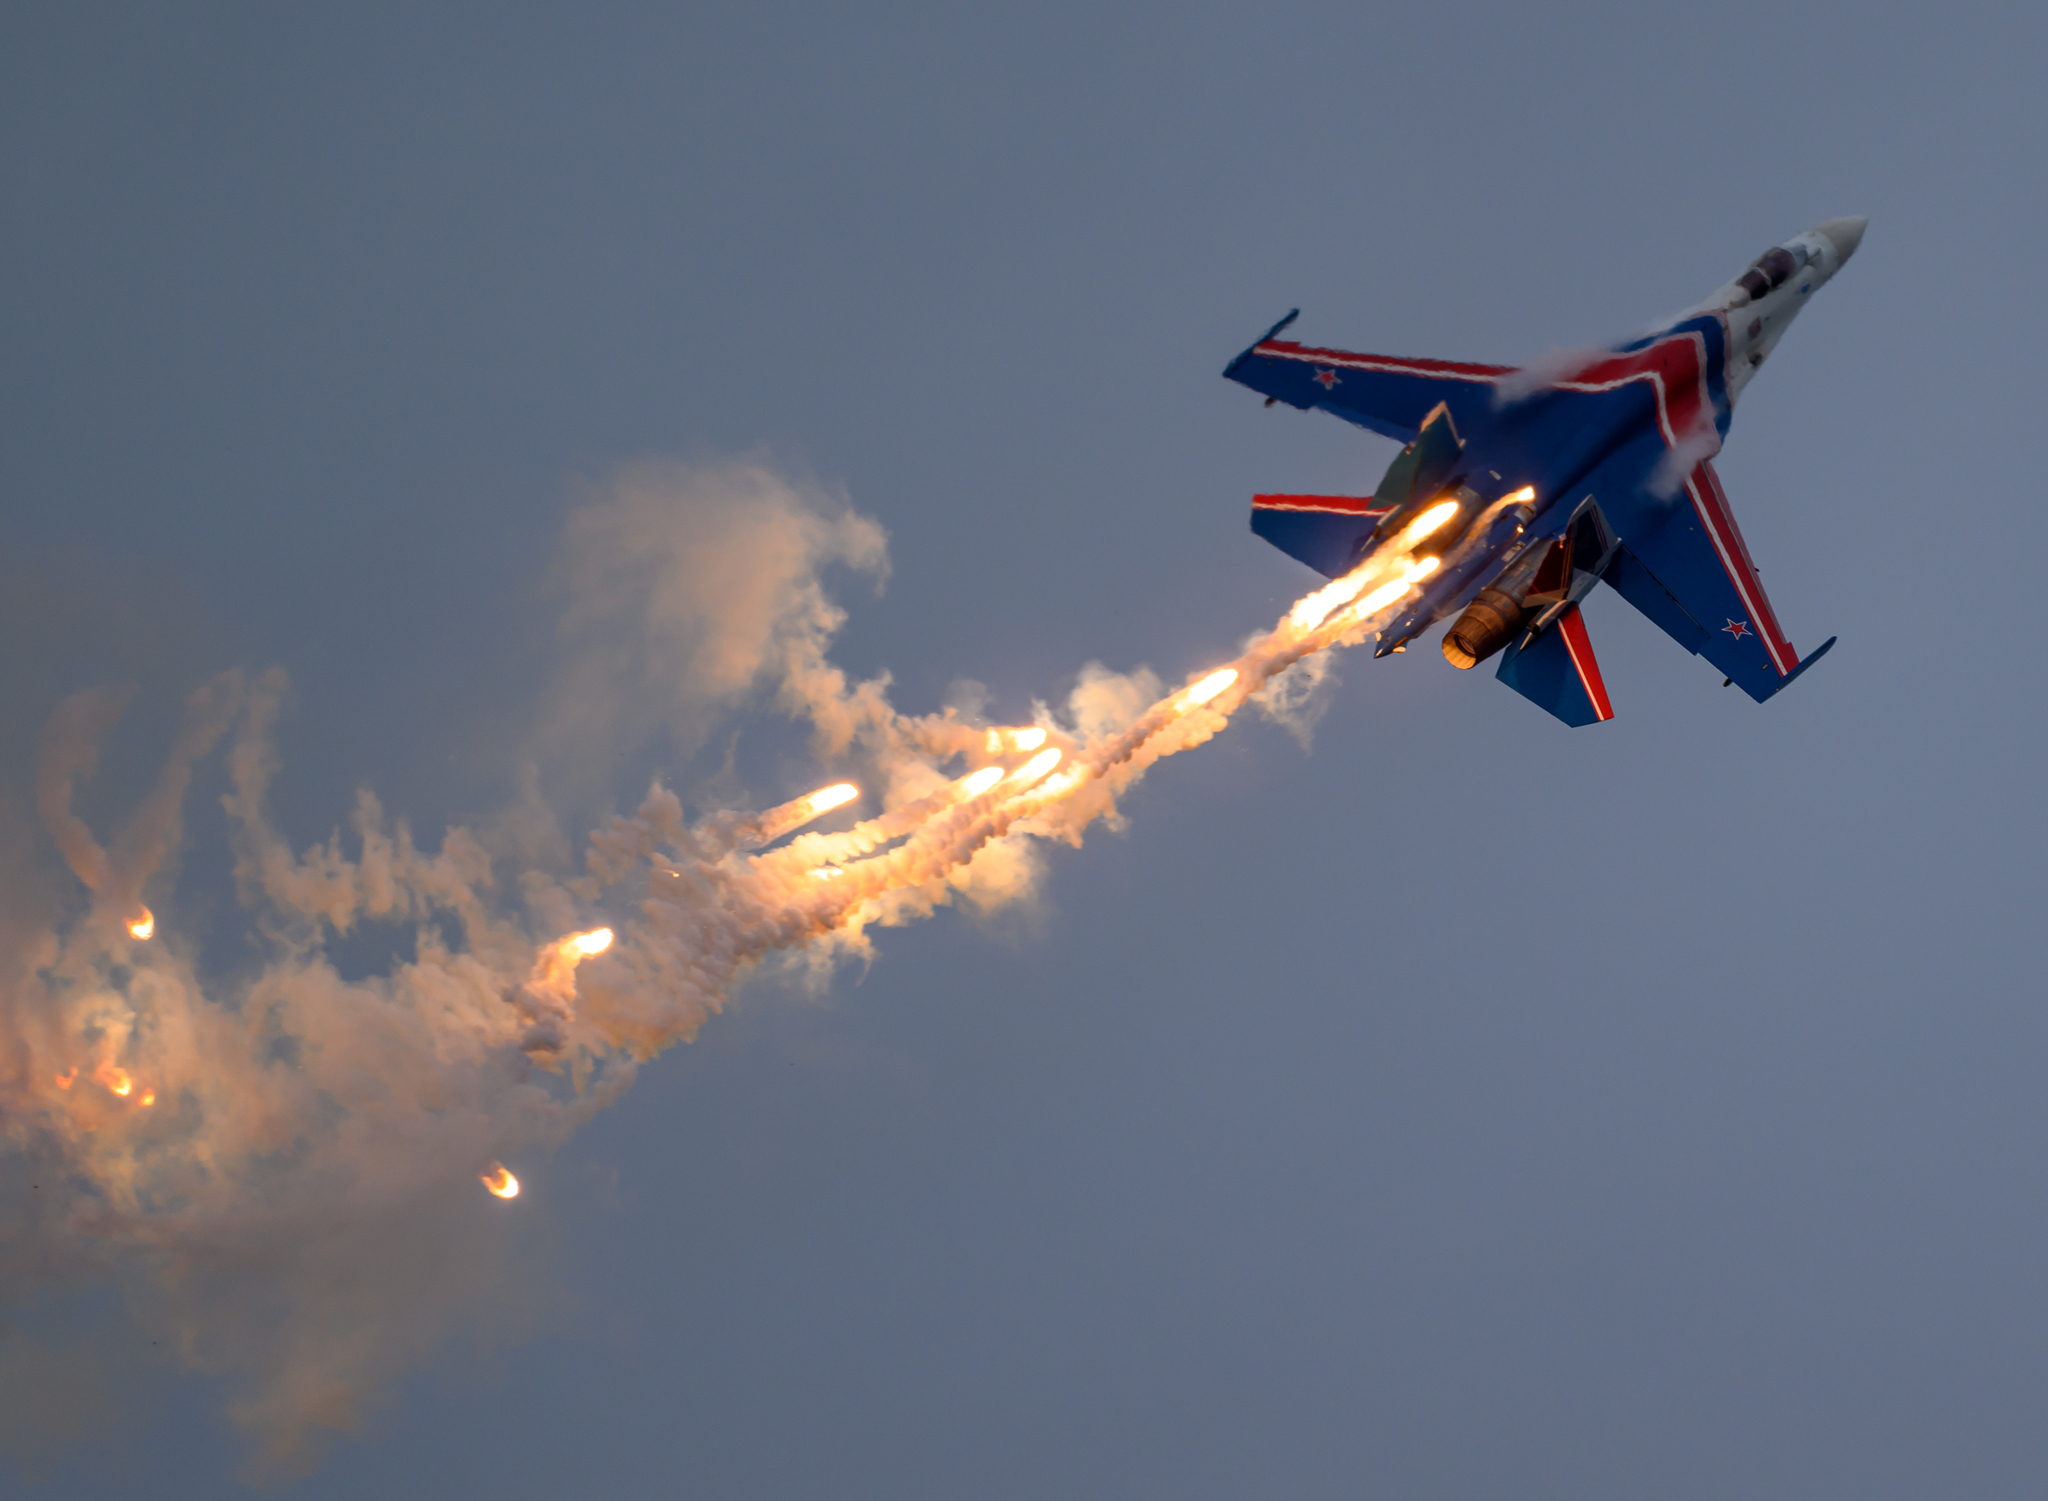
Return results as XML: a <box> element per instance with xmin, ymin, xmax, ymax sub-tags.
<box><xmin>4</xmin><ymin>3</ymin><xmax>2046</xmax><ymax>1495</ymax></box>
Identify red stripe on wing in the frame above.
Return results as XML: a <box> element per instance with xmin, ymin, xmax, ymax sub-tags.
<box><xmin>1252</xmin><ymin>494</ymin><xmax>1391</xmax><ymax>515</ymax></box>
<box><xmin>1254</xmin><ymin>340</ymin><xmax>1513</xmax><ymax>381</ymax></box>
<box><xmin>1687</xmin><ymin>459</ymin><xmax>1798</xmax><ymax>675</ymax></box>
<box><xmin>1557</xmin><ymin>329</ymin><xmax>1714</xmax><ymax>451</ymax></box>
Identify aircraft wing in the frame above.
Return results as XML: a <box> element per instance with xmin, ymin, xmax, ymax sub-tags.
<box><xmin>1223</xmin><ymin>312</ymin><xmax>1511</xmax><ymax>443</ymax></box>
<box><xmin>1595</xmin><ymin>449</ymin><xmax>1835</xmax><ymax>702</ymax></box>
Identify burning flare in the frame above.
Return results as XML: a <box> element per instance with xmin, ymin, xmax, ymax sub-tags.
<box><xmin>1399</xmin><ymin>498</ymin><xmax>1461</xmax><ymax>547</ymax></box>
<box><xmin>480</xmin><ymin>1163</ymin><xmax>519</xmax><ymax>1199</ymax></box>
<box><xmin>961</xmin><ymin>766</ymin><xmax>1005</xmax><ymax>797</ymax></box>
<box><xmin>742</xmin><ymin>781</ymin><xmax>865</xmax><ymax>846</ymax></box>
<box><xmin>524</xmin><ymin>925</ymin><xmax>618</xmax><ymax>1026</ymax></box>
<box><xmin>805</xmin><ymin>783</ymin><xmax>859</xmax><ymax>817</ymax></box>
<box><xmin>1178</xmin><ymin>668</ymin><xmax>1239</xmax><ymax>710</ymax></box>
<box><xmin>127</xmin><ymin>907</ymin><xmax>154</xmax><ymax>940</ymax></box>
<box><xmin>1349</xmin><ymin>556</ymin><xmax>1440</xmax><ymax>620</ymax></box>
<box><xmin>1008</xmin><ymin>747</ymin><xmax>1063</xmax><ymax>785</ymax></box>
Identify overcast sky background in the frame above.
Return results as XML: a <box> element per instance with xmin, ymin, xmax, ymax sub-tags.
<box><xmin>4</xmin><ymin>2</ymin><xmax>2046</xmax><ymax>1495</ymax></box>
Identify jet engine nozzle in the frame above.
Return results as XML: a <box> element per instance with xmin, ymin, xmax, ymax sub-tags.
<box><xmin>1441</xmin><ymin>587</ymin><xmax>1528</xmax><ymax>670</ymax></box>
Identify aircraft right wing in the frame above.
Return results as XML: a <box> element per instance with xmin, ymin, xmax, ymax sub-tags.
<box><xmin>1223</xmin><ymin>312</ymin><xmax>1511</xmax><ymax>443</ymax></box>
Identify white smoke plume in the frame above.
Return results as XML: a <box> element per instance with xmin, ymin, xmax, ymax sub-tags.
<box><xmin>1649</xmin><ymin>402</ymin><xmax>1726</xmax><ymax>499</ymax></box>
<box><xmin>0</xmin><ymin>457</ymin><xmax>1434</xmax><ymax>1478</ymax></box>
<box><xmin>1490</xmin><ymin>344</ymin><xmax>1610</xmax><ymax>406</ymax></box>
<box><xmin>1245</xmin><ymin>637</ymin><xmax>1340</xmax><ymax>747</ymax></box>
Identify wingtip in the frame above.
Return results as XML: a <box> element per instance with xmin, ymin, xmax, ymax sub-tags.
<box><xmin>1774</xmin><ymin>634</ymin><xmax>1838</xmax><ymax>696</ymax></box>
<box><xmin>1253</xmin><ymin>309</ymin><xmax>1300</xmax><ymax>348</ymax></box>
<box><xmin>1223</xmin><ymin>309</ymin><xmax>1302</xmax><ymax>380</ymax></box>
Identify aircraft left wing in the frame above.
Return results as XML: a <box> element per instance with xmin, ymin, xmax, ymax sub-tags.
<box><xmin>1597</xmin><ymin>453</ymin><xmax>1835</xmax><ymax>702</ymax></box>
<box><xmin>1223</xmin><ymin>312</ymin><xmax>1511</xmax><ymax>443</ymax></box>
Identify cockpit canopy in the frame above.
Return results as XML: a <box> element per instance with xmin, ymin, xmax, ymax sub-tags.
<box><xmin>1735</xmin><ymin>245</ymin><xmax>1807</xmax><ymax>302</ymax></box>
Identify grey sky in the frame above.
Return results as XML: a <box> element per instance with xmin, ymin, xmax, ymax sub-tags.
<box><xmin>4</xmin><ymin>1</ymin><xmax>2046</xmax><ymax>1495</ymax></box>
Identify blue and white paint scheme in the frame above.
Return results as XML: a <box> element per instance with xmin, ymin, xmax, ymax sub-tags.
<box><xmin>1224</xmin><ymin>217</ymin><xmax>1865</xmax><ymax>727</ymax></box>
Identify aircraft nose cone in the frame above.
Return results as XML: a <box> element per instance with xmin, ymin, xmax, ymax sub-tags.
<box><xmin>1816</xmin><ymin>215</ymin><xmax>1868</xmax><ymax>263</ymax></box>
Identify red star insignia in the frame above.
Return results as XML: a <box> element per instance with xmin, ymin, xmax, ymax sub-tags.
<box><xmin>1722</xmin><ymin>619</ymin><xmax>1752</xmax><ymax>639</ymax></box>
<box><xmin>1312</xmin><ymin>367</ymin><xmax>1340</xmax><ymax>389</ymax></box>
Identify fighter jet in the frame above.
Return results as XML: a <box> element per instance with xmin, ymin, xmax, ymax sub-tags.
<box><xmin>1224</xmin><ymin>217</ymin><xmax>1865</xmax><ymax>726</ymax></box>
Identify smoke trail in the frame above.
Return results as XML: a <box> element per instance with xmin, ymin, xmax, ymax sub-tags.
<box><xmin>0</xmin><ymin>458</ymin><xmax>1431</xmax><ymax>1476</ymax></box>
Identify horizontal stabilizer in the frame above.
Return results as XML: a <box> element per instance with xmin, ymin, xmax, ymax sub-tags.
<box><xmin>1495</xmin><ymin>604</ymin><xmax>1615</xmax><ymax>727</ymax></box>
<box><xmin>1250</xmin><ymin>495</ymin><xmax>1389</xmax><ymax>579</ymax></box>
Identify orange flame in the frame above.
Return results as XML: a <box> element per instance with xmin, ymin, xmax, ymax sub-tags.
<box><xmin>96</xmin><ymin>1066</ymin><xmax>134</xmax><ymax>1098</ymax></box>
<box><xmin>805</xmin><ymin>783</ymin><xmax>859</xmax><ymax>817</ymax></box>
<box><xmin>960</xmin><ymin>766</ymin><xmax>1005</xmax><ymax>797</ymax></box>
<box><xmin>54</xmin><ymin>1068</ymin><xmax>76</xmax><ymax>1090</ymax></box>
<box><xmin>1398</xmin><ymin>499</ymin><xmax>1460</xmax><ymax>547</ymax></box>
<box><xmin>481</xmin><ymin>1163</ymin><xmax>519</xmax><ymax>1199</ymax></box>
<box><xmin>1349</xmin><ymin>556</ymin><xmax>1440</xmax><ymax>620</ymax></box>
<box><xmin>1178</xmin><ymin>668</ymin><xmax>1239</xmax><ymax>710</ymax></box>
<box><xmin>138</xmin><ymin>1088</ymin><xmax>156</xmax><ymax>1108</ymax></box>
<box><xmin>1008</xmin><ymin>747</ymin><xmax>1062</xmax><ymax>785</ymax></box>
<box><xmin>528</xmin><ymin>924</ymin><xmax>616</xmax><ymax>1004</ymax></box>
<box><xmin>1035</xmin><ymin>769</ymin><xmax>1082</xmax><ymax>799</ymax></box>
<box><xmin>127</xmin><ymin>907</ymin><xmax>154</xmax><ymax>941</ymax></box>
<box><xmin>1291</xmin><ymin>565</ymin><xmax>1387</xmax><ymax>630</ymax></box>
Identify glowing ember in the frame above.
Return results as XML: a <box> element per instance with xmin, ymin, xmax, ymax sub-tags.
<box><xmin>98</xmin><ymin>1066</ymin><xmax>134</xmax><ymax>1098</ymax></box>
<box><xmin>805</xmin><ymin>783</ymin><xmax>859</xmax><ymax>816</ymax></box>
<box><xmin>1399</xmin><ymin>499</ymin><xmax>1461</xmax><ymax>546</ymax></box>
<box><xmin>961</xmin><ymin>766</ymin><xmax>1005</xmax><ymax>797</ymax></box>
<box><xmin>568</xmin><ymin>927</ymin><xmax>613</xmax><ymax>958</ymax></box>
<box><xmin>138</xmin><ymin>1089</ymin><xmax>156</xmax><ymax>1108</ymax></box>
<box><xmin>127</xmin><ymin>908</ymin><xmax>154</xmax><ymax>940</ymax></box>
<box><xmin>1179</xmin><ymin>668</ymin><xmax>1239</xmax><ymax>710</ymax></box>
<box><xmin>53</xmin><ymin>1069</ymin><xmax>75</xmax><ymax>1090</ymax></box>
<box><xmin>481</xmin><ymin>1163</ymin><xmax>519</xmax><ymax>1199</ymax></box>
<box><xmin>1008</xmin><ymin>747</ymin><xmax>1062</xmax><ymax>784</ymax></box>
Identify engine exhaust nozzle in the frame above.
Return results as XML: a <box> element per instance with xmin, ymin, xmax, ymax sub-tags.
<box><xmin>1441</xmin><ymin>587</ymin><xmax>1528</xmax><ymax>670</ymax></box>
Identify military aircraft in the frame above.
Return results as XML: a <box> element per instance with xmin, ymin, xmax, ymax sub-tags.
<box><xmin>1224</xmin><ymin>217</ymin><xmax>1865</xmax><ymax>726</ymax></box>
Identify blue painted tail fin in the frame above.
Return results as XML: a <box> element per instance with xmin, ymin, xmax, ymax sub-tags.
<box><xmin>1495</xmin><ymin>604</ymin><xmax>1616</xmax><ymax>727</ymax></box>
